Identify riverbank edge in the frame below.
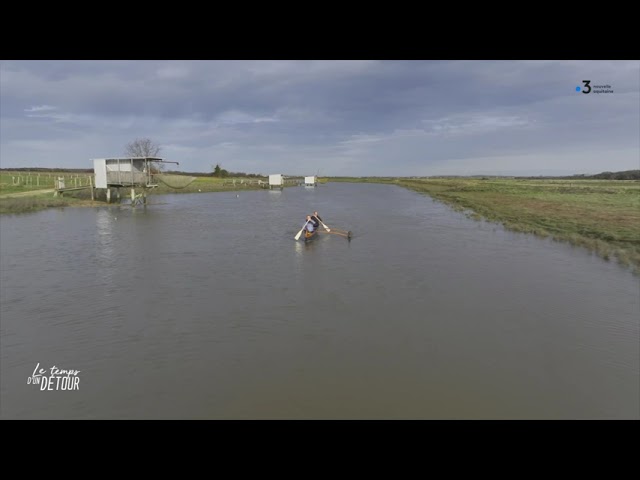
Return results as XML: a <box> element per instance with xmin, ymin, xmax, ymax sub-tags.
<box><xmin>0</xmin><ymin>183</ymin><xmax>287</xmax><ymax>215</ymax></box>
<box><xmin>332</xmin><ymin>178</ymin><xmax>640</xmax><ymax>275</ymax></box>
<box><xmin>3</xmin><ymin>178</ymin><xmax>637</xmax><ymax>275</ymax></box>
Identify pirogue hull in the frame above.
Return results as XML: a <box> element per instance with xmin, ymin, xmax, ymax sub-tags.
<box><xmin>303</xmin><ymin>229</ymin><xmax>320</xmax><ymax>242</ymax></box>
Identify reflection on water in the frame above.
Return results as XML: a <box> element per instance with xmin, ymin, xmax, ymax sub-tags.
<box><xmin>95</xmin><ymin>209</ymin><xmax>116</xmax><ymax>267</ymax></box>
<box><xmin>1</xmin><ymin>183</ymin><xmax>638</xmax><ymax>419</ymax></box>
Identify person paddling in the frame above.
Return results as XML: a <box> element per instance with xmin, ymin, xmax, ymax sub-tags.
<box><xmin>304</xmin><ymin>215</ymin><xmax>317</xmax><ymax>233</ymax></box>
<box><xmin>311</xmin><ymin>211</ymin><xmax>323</xmax><ymax>228</ymax></box>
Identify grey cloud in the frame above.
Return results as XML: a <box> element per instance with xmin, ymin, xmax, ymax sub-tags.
<box><xmin>1</xmin><ymin>60</ymin><xmax>638</xmax><ymax>175</ymax></box>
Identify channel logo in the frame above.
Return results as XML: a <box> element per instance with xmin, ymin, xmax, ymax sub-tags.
<box><xmin>575</xmin><ymin>80</ymin><xmax>613</xmax><ymax>94</ymax></box>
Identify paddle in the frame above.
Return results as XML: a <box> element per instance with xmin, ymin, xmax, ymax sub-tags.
<box><xmin>294</xmin><ymin>220</ymin><xmax>310</xmax><ymax>240</ymax></box>
<box><xmin>318</xmin><ymin>218</ymin><xmax>331</xmax><ymax>232</ymax></box>
<box><xmin>314</xmin><ymin>213</ymin><xmax>330</xmax><ymax>232</ymax></box>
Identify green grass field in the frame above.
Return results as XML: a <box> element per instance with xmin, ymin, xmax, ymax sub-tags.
<box><xmin>150</xmin><ymin>175</ymin><xmax>270</xmax><ymax>195</ymax></box>
<box><xmin>0</xmin><ymin>172</ymin><xmax>280</xmax><ymax>214</ymax></box>
<box><xmin>0</xmin><ymin>171</ymin><xmax>96</xmax><ymax>214</ymax></box>
<box><xmin>331</xmin><ymin>177</ymin><xmax>640</xmax><ymax>273</ymax></box>
<box><xmin>0</xmin><ymin>171</ymin><xmax>93</xmax><ymax>195</ymax></box>
<box><xmin>0</xmin><ymin>172</ymin><xmax>271</xmax><ymax>197</ymax></box>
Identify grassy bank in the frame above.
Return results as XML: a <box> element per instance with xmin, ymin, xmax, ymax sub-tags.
<box><xmin>1</xmin><ymin>171</ymin><xmax>97</xmax><ymax>214</ymax></box>
<box><xmin>332</xmin><ymin>177</ymin><xmax>640</xmax><ymax>273</ymax></box>
<box><xmin>0</xmin><ymin>175</ymin><xmax>281</xmax><ymax>214</ymax></box>
<box><xmin>1</xmin><ymin>171</ymin><xmax>92</xmax><ymax>195</ymax></box>
<box><xmin>0</xmin><ymin>191</ymin><xmax>102</xmax><ymax>214</ymax></box>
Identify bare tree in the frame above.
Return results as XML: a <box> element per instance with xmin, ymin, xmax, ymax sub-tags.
<box><xmin>124</xmin><ymin>138</ymin><xmax>165</xmax><ymax>172</ymax></box>
<box><xmin>125</xmin><ymin>138</ymin><xmax>162</xmax><ymax>158</ymax></box>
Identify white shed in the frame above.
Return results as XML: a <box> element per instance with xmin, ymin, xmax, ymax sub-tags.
<box><xmin>90</xmin><ymin>156</ymin><xmax>180</xmax><ymax>205</ymax></box>
<box><xmin>304</xmin><ymin>176</ymin><xmax>317</xmax><ymax>187</ymax></box>
<box><xmin>268</xmin><ymin>174</ymin><xmax>283</xmax><ymax>186</ymax></box>
<box><xmin>93</xmin><ymin>157</ymin><xmax>153</xmax><ymax>189</ymax></box>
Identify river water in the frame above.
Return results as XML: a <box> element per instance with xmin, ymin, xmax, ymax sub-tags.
<box><xmin>1</xmin><ymin>182</ymin><xmax>638</xmax><ymax>419</ymax></box>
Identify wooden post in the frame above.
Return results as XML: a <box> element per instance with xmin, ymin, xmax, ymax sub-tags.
<box><xmin>131</xmin><ymin>188</ymin><xmax>135</xmax><ymax>206</ymax></box>
<box><xmin>106</xmin><ymin>188</ymin><xmax>111</xmax><ymax>203</ymax></box>
<box><xmin>90</xmin><ymin>176</ymin><xmax>94</xmax><ymax>200</ymax></box>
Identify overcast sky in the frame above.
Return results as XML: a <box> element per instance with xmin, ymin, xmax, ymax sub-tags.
<box><xmin>1</xmin><ymin>60</ymin><xmax>638</xmax><ymax>176</ymax></box>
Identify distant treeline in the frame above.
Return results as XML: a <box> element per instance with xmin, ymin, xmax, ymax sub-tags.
<box><xmin>578</xmin><ymin>170</ymin><xmax>639</xmax><ymax>180</ymax></box>
<box><xmin>2</xmin><ymin>168</ymin><xmax>638</xmax><ymax>179</ymax></box>
<box><xmin>516</xmin><ymin>170</ymin><xmax>640</xmax><ymax>180</ymax></box>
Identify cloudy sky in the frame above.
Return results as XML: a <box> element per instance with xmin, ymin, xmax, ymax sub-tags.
<box><xmin>1</xmin><ymin>60</ymin><xmax>638</xmax><ymax>176</ymax></box>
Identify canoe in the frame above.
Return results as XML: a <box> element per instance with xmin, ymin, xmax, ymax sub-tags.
<box><xmin>303</xmin><ymin>228</ymin><xmax>320</xmax><ymax>242</ymax></box>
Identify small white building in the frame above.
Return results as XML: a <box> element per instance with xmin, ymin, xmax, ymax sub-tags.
<box><xmin>304</xmin><ymin>176</ymin><xmax>317</xmax><ymax>187</ymax></box>
<box><xmin>93</xmin><ymin>157</ymin><xmax>157</xmax><ymax>189</ymax></box>
<box><xmin>268</xmin><ymin>174</ymin><xmax>283</xmax><ymax>189</ymax></box>
<box><xmin>92</xmin><ymin>157</ymin><xmax>178</xmax><ymax>204</ymax></box>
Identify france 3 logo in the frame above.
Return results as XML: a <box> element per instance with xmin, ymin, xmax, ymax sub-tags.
<box><xmin>576</xmin><ymin>81</ymin><xmax>613</xmax><ymax>94</ymax></box>
<box><xmin>576</xmin><ymin>80</ymin><xmax>592</xmax><ymax>94</ymax></box>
